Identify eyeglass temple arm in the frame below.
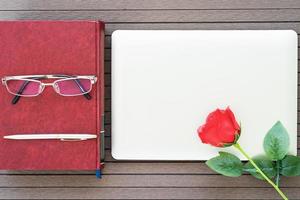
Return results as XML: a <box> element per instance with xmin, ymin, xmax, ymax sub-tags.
<box><xmin>12</xmin><ymin>80</ymin><xmax>30</xmax><ymax>104</ymax></box>
<box><xmin>12</xmin><ymin>75</ymin><xmax>92</xmax><ymax>104</ymax></box>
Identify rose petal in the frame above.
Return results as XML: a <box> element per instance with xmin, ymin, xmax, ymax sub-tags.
<box><xmin>226</xmin><ymin>107</ymin><xmax>241</xmax><ymax>132</ymax></box>
<box><xmin>216</xmin><ymin>110</ymin><xmax>236</xmax><ymax>143</ymax></box>
<box><xmin>198</xmin><ymin>124</ymin><xmax>223</xmax><ymax>147</ymax></box>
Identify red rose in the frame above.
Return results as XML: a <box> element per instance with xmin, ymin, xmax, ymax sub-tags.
<box><xmin>197</xmin><ymin>107</ymin><xmax>241</xmax><ymax>147</ymax></box>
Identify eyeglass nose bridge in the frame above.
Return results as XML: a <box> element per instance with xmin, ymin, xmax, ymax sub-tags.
<box><xmin>42</xmin><ymin>83</ymin><xmax>54</xmax><ymax>86</ymax></box>
<box><xmin>40</xmin><ymin>82</ymin><xmax>60</xmax><ymax>94</ymax></box>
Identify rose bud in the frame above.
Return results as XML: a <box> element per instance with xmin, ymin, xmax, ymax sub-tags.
<box><xmin>197</xmin><ymin>107</ymin><xmax>241</xmax><ymax>147</ymax></box>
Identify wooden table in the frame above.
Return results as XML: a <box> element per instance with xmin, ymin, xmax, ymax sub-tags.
<box><xmin>0</xmin><ymin>1</ymin><xmax>299</xmax><ymax>199</ymax></box>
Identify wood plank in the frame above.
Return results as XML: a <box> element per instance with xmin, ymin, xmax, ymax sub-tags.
<box><xmin>104</xmin><ymin>86</ymin><xmax>111</xmax><ymax>99</ymax></box>
<box><xmin>104</xmin><ymin>74</ymin><xmax>110</xmax><ymax>86</ymax></box>
<box><xmin>105</xmin><ymin>136</ymin><xmax>110</xmax><ymax>149</ymax></box>
<box><xmin>0</xmin><ymin>188</ymin><xmax>298</xmax><ymax>199</ymax></box>
<box><xmin>104</xmin><ymin>99</ymin><xmax>110</xmax><ymax>111</ymax></box>
<box><xmin>104</xmin><ymin>49</ymin><xmax>111</xmax><ymax>61</ymax></box>
<box><xmin>0</xmin><ymin>174</ymin><xmax>300</xmax><ymax>188</ymax></box>
<box><xmin>1</xmin><ymin>10</ymin><xmax>300</xmax><ymax>22</ymax></box>
<box><xmin>104</xmin><ymin>61</ymin><xmax>111</xmax><ymax>73</ymax></box>
<box><xmin>104</xmin><ymin>124</ymin><xmax>111</xmax><ymax>135</ymax></box>
<box><xmin>0</xmin><ymin>162</ymin><xmax>212</xmax><ymax>175</ymax></box>
<box><xmin>102</xmin><ymin>162</ymin><xmax>212</xmax><ymax>174</ymax></box>
<box><xmin>2</xmin><ymin>151</ymin><xmax>300</xmax><ymax>175</ymax></box>
<box><xmin>104</xmin><ymin>112</ymin><xmax>110</xmax><ymax>124</ymax></box>
<box><xmin>1</xmin><ymin>0</ymin><xmax>300</xmax><ymax>10</ymax></box>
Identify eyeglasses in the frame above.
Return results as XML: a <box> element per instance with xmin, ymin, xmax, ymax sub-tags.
<box><xmin>1</xmin><ymin>74</ymin><xmax>97</xmax><ymax>104</ymax></box>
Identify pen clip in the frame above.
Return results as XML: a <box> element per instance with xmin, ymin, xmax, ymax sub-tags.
<box><xmin>60</xmin><ymin>138</ymin><xmax>87</xmax><ymax>142</ymax></box>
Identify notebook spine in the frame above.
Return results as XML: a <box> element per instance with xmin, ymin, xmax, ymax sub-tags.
<box><xmin>100</xmin><ymin>114</ymin><xmax>105</xmax><ymax>162</ymax></box>
<box><xmin>96</xmin><ymin>21</ymin><xmax>105</xmax><ymax>179</ymax></box>
<box><xmin>95</xmin><ymin>21</ymin><xmax>101</xmax><ymax>178</ymax></box>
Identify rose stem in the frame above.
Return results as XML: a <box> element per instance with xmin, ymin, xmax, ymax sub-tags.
<box><xmin>233</xmin><ymin>143</ymin><xmax>288</xmax><ymax>200</ymax></box>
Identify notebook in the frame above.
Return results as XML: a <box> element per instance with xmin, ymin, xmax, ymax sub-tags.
<box><xmin>0</xmin><ymin>21</ymin><xmax>105</xmax><ymax>171</ymax></box>
<box><xmin>111</xmin><ymin>30</ymin><xmax>298</xmax><ymax>160</ymax></box>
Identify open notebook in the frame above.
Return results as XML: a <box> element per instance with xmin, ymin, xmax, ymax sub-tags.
<box><xmin>0</xmin><ymin>21</ymin><xmax>105</xmax><ymax>172</ymax></box>
<box><xmin>111</xmin><ymin>30</ymin><xmax>298</xmax><ymax>160</ymax></box>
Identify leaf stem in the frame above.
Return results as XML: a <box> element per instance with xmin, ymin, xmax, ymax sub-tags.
<box><xmin>233</xmin><ymin>143</ymin><xmax>288</xmax><ymax>200</ymax></box>
<box><xmin>276</xmin><ymin>160</ymin><xmax>280</xmax><ymax>187</ymax></box>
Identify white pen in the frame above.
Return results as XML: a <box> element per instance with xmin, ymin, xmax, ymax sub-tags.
<box><xmin>3</xmin><ymin>134</ymin><xmax>97</xmax><ymax>141</ymax></box>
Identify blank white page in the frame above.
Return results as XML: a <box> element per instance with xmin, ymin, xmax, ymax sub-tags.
<box><xmin>111</xmin><ymin>30</ymin><xmax>297</xmax><ymax>160</ymax></box>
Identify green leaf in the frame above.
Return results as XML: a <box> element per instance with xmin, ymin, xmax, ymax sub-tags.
<box><xmin>206</xmin><ymin>151</ymin><xmax>243</xmax><ymax>177</ymax></box>
<box><xmin>243</xmin><ymin>156</ymin><xmax>276</xmax><ymax>180</ymax></box>
<box><xmin>263</xmin><ymin>121</ymin><xmax>290</xmax><ymax>161</ymax></box>
<box><xmin>281</xmin><ymin>155</ymin><xmax>300</xmax><ymax>177</ymax></box>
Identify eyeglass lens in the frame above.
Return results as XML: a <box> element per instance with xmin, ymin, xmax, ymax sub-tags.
<box><xmin>6</xmin><ymin>79</ymin><xmax>40</xmax><ymax>96</ymax></box>
<box><xmin>55</xmin><ymin>78</ymin><xmax>92</xmax><ymax>95</ymax></box>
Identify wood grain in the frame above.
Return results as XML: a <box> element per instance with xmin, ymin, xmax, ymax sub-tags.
<box><xmin>0</xmin><ymin>162</ymin><xmax>212</xmax><ymax>175</ymax></box>
<box><xmin>0</xmin><ymin>188</ymin><xmax>299</xmax><ymax>199</ymax></box>
<box><xmin>1</xmin><ymin>0</ymin><xmax>300</xmax><ymax>199</ymax></box>
<box><xmin>1</xmin><ymin>10</ymin><xmax>300</xmax><ymax>22</ymax></box>
<box><xmin>1</xmin><ymin>0</ymin><xmax>300</xmax><ymax>10</ymax></box>
<box><xmin>1</xmin><ymin>175</ymin><xmax>300</xmax><ymax>187</ymax></box>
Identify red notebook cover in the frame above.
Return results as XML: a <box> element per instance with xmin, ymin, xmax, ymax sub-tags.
<box><xmin>0</xmin><ymin>20</ymin><xmax>105</xmax><ymax>170</ymax></box>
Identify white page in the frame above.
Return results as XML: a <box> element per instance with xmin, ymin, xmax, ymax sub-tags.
<box><xmin>112</xmin><ymin>30</ymin><xmax>297</xmax><ymax>160</ymax></box>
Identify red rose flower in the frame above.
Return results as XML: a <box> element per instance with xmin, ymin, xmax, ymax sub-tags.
<box><xmin>197</xmin><ymin>107</ymin><xmax>241</xmax><ymax>147</ymax></box>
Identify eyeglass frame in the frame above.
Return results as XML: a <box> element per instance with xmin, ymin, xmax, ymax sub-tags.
<box><xmin>1</xmin><ymin>74</ymin><xmax>97</xmax><ymax>104</ymax></box>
